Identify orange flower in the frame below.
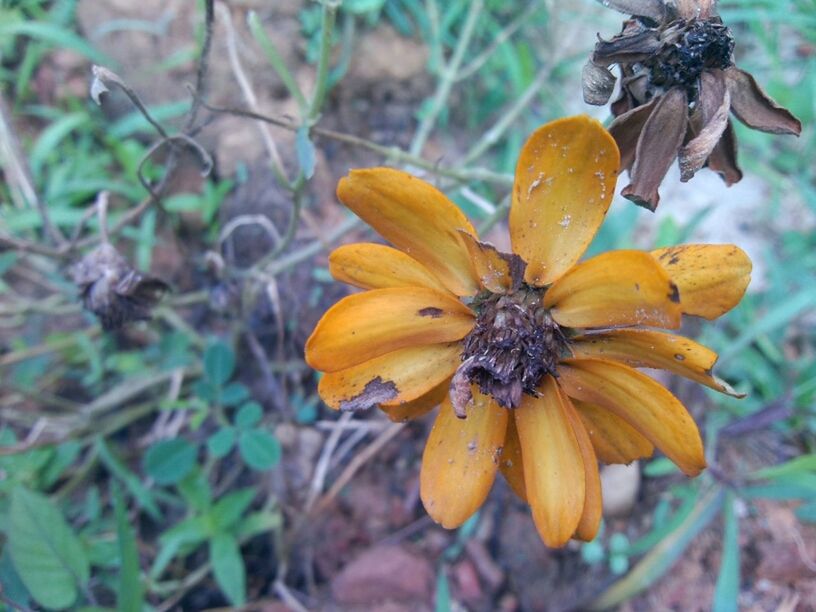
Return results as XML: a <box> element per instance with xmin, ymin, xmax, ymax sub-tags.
<box><xmin>305</xmin><ymin>116</ymin><xmax>751</xmax><ymax>547</ymax></box>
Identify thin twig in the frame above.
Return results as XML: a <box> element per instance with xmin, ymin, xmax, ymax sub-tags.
<box><xmin>185</xmin><ymin>0</ymin><xmax>215</xmax><ymax>131</ymax></box>
<box><xmin>306</xmin><ymin>411</ymin><xmax>353</xmax><ymax>511</ymax></box>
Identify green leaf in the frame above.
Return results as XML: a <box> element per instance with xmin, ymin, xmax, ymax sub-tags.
<box><xmin>207</xmin><ymin>427</ymin><xmax>237</xmax><ymax>459</ymax></box>
<box><xmin>143</xmin><ymin>439</ymin><xmax>197</xmax><ymax>485</ymax></box>
<box><xmin>750</xmin><ymin>454</ymin><xmax>816</xmax><ymax>480</ymax></box>
<box><xmin>95</xmin><ymin>439</ymin><xmax>161</xmax><ymax>520</ymax></box>
<box><xmin>435</xmin><ymin>567</ymin><xmax>451</xmax><ymax>612</ymax></box>
<box><xmin>581</xmin><ymin>541</ymin><xmax>605</xmax><ymax>565</ymax></box>
<box><xmin>177</xmin><ymin>469</ymin><xmax>213</xmax><ymax>512</ymax></box>
<box><xmin>238</xmin><ymin>430</ymin><xmax>282</xmax><ymax>471</ymax></box>
<box><xmin>588</xmin><ymin>488</ymin><xmax>724</xmax><ymax>610</ymax></box>
<box><xmin>30</xmin><ymin>112</ymin><xmax>89</xmax><ymax>179</ymax></box>
<box><xmin>0</xmin><ymin>548</ymin><xmax>30</xmax><ymax>609</ymax></box>
<box><xmin>344</xmin><ymin>0</ymin><xmax>387</xmax><ymax>12</ymax></box>
<box><xmin>220</xmin><ymin>382</ymin><xmax>250</xmax><ymax>407</ymax></box>
<box><xmin>8</xmin><ymin>486</ymin><xmax>90</xmax><ymax>610</ymax></box>
<box><xmin>204</xmin><ymin>341</ymin><xmax>235</xmax><ymax>387</ymax></box>
<box><xmin>296</xmin><ymin>126</ymin><xmax>317</xmax><ymax>179</ymax></box>
<box><xmin>112</xmin><ymin>484</ymin><xmax>144</xmax><ymax>612</ymax></box>
<box><xmin>211</xmin><ymin>488</ymin><xmax>257</xmax><ymax>532</ymax></box>
<box><xmin>609</xmin><ymin>554</ymin><xmax>630</xmax><ymax>575</ymax></box>
<box><xmin>713</xmin><ymin>494</ymin><xmax>740</xmax><ymax>612</ymax></box>
<box><xmin>0</xmin><ymin>21</ymin><xmax>113</xmax><ymax>65</ymax></box>
<box><xmin>235</xmin><ymin>510</ymin><xmax>282</xmax><ymax>539</ymax></box>
<box><xmin>210</xmin><ymin>534</ymin><xmax>246</xmax><ymax>606</ymax></box>
<box><xmin>235</xmin><ymin>401</ymin><xmax>263</xmax><ymax>429</ymax></box>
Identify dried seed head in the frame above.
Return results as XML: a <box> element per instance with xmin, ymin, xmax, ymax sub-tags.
<box><xmin>453</xmin><ymin>286</ymin><xmax>570</xmax><ymax>414</ymax></box>
<box><xmin>71</xmin><ymin>243</ymin><xmax>169</xmax><ymax>330</ymax></box>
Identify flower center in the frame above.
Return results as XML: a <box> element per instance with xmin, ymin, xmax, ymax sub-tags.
<box><xmin>647</xmin><ymin>18</ymin><xmax>735</xmax><ymax>95</ymax></box>
<box><xmin>451</xmin><ymin>285</ymin><xmax>571</xmax><ymax>414</ymax></box>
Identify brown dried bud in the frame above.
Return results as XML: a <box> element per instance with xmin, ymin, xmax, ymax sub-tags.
<box><xmin>71</xmin><ymin>243</ymin><xmax>169</xmax><ymax>330</ymax></box>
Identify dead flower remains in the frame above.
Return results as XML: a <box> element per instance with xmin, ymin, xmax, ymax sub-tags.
<box><xmin>305</xmin><ymin>116</ymin><xmax>751</xmax><ymax>547</ymax></box>
<box><xmin>583</xmin><ymin>0</ymin><xmax>802</xmax><ymax>209</ymax></box>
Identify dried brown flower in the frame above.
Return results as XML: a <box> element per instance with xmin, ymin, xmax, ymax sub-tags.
<box><xmin>71</xmin><ymin>243</ymin><xmax>169</xmax><ymax>330</ymax></box>
<box><xmin>584</xmin><ymin>0</ymin><xmax>802</xmax><ymax>209</ymax></box>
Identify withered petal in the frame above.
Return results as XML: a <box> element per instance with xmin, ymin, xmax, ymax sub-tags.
<box><xmin>621</xmin><ymin>87</ymin><xmax>688</xmax><ymax>210</ymax></box>
<box><xmin>725</xmin><ymin>66</ymin><xmax>802</xmax><ymax>136</ymax></box>
<box><xmin>593</xmin><ymin>0</ymin><xmax>668</xmax><ymax>22</ymax></box>
<box><xmin>679</xmin><ymin>70</ymin><xmax>731</xmax><ymax>182</ymax></box>
<box><xmin>593</xmin><ymin>29</ymin><xmax>663</xmax><ymax>67</ymax></box>
<box><xmin>706</xmin><ymin>120</ymin><xmax>743</xmax><ymax>185</ymax></box>
<box><xmin>608</xmin><ymin>96</ymin><xmax>659</xmax><ymax>172</ymax></box>
<box><xmin>582</xmin><ymin>59</ymin><xmax>617</xmax><ymax>106</ymax></box>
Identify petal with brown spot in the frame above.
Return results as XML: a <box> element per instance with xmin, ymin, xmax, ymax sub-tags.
<box><xmin>379</xmin><ymin>377</ymin><xmax>451</xmax><ymax>423</ymax></box>
<box><xmin>420</xmin><ymin>389</ymin><xmax>508</xmax><ymax>529</ymax></box>
<box><xmin>458</xmin><ymin>230</ymin><xmax>525</xmax><ymax>294</ymax></box>
<box><xmin>329</xmin><ymin>243</ymin><xmax>449</xmax><ymax>293</ymax></box>
<box><xmin>573</xmin><ymin>399</ymin><xmax>654</xmax><ymax>465</ymax></box>
<box><xmin>318</xmin><ymin>343</ymin><xmax>462</xmax><ymax>411</ymax></box>
<box><xmin>305</xmin><ymin>287</ymin><xmax>474</xmax><ymax>372</ymax></box>
<box><xmin>725</xmin><ymin>67</ymin><xmax>802</xmax><ymax>136</ymax></box>
<box><xmin>558</xmin><ymin>358</ymin><xmax>706</xmax><ymax>477</ymax></box>
<box><xmin>622</xmin><ymin>87</ymin><xmax>688</xmax><ymax>210</ymax></box>
<box><xmin>337</xmin><ymin>168</ymin><xmax>480</xmax><ymax>296</ymax></box>
<box><xmin>544</xmin><ymin>250</ymin><xmax>682</xmax><ymax>330</ymax></box>
<box><xmin>651</xmin><ymin>244</ymin><xmax>751</xmax><ymax>319</ymax></box>
<box><xmin>515</xmin><ymin>376</ymin><xmax>585</xmax><ymax>547</ymax></box>
<box><xmin>571</xmin><ymin>329</ymin><xmax>744</xmax><ymax>397</ymax></box>
<box><xmin>510</xmin><ymin>116</ymin><xmax>619</xmax><ymax>286</ymax></box>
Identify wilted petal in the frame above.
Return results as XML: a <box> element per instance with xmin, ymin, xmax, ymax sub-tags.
<box><xmin>558</xmin><ymin>358</ymin><xmax>706</xmax><ymax>477</ymax></box>
<box><xmin>420</xmin><ymin>390</ymin><xmax>508</xmax><ymax>529</ymax></box>
<box><xmin>544</xmin><ymin>250</ymin><xmax>682</xmax><ymax>330</ymax></box>
<box><xmin>499</xmin><ymin>414</ymin><xmax>527</xmax><ymax>502</ymax></box>
<box><xmin>329</xmin><ymin>243</ymin><xmax>449</xmax><ymax>293</ymax></box>
<box><xmin>305</xmin><ymin>287</ymin><xmax>474</xmax><ymax>372</ymax></box>
<box><xmin>562</xmin><ymin>397</ymin><xmax>603</xmax><ymax>542</ymax></box>
<box><xmin>380</xmin><ymin>378</ymin><xmax>450</xmax><ymax>423</ymax></box>
<box><xmin>582</xmin><ymin>59</ymin><xmax>617</xmax><ymax>106</ymax></box>
<box><xmin>593</xmin><ymin>0</ymin><xmax>667</xmax><ymax>23</ymax></box>
<box><xmin>573</xmin><ymin>399</ymin><xmax>654</xmax><ymax>465</ymax></box>
<box><xmin>515</xmin><ymin>376</ymin><xmax>585</xmax><ymax>547</ymax></box>
<box><xmin>593</xmin><ymin>29</ymin><xmax>663</xmax><ymax>66</ymax></box>
<box><xmin>318</xmin><ymin>343</ymin><xmax>462</xmax><ymax>411</ymax></box>
<box><xmin>622</xmin><ymin>87</ymin><xmax>689</xmax><ymax>210</ymax></box>
<box><xmin>679</xmin><ymin>70</ymin><xmax>731</xmax><ymax>182</ymax></box>
<box><xmin>725</xmin><ymin>67</ymin><xmax>802</xmax><ymax>136</ymax></box>
<box><xmin>510</xmin><ymin>116</ymin><xmax>619</xmax><ymax>286</ymax></box>
<box><xmin>458</xmin><ymin>231</ymin><xmax>525</xmax><ymax>294</ymax></box>
<box><xmin>609</xmin><ymin>97</ymin><xmax>659</xmax><ymax>171</ymax></box>
<box><xmin>571</xmin><ymin>329</ymin><xmax>744</xmax><ymax>397</ymax></box>
<box><xmin>337</xmin><ymin>168</ymin><xmax>480</xmax><ymax>296</ymax></box>
<box><xmin>707</xmin><ymin>120</ymin><xmax>743</xmax><ymax>186</ymax></box>
<box><xmin>651</xmin><ymin>244</ymin><xmax>751</xmax><ymax>319</ymax></box>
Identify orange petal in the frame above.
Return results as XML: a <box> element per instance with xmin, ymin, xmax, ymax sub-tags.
<box><xmin>558</xmin><ymin>358</ymin><xmax>706</xmax><ymax>476</ymax></box>
<box><xmin>457</xmin><ymin>231</ymin><xmax>523</xmax><ymax>294</ymax></box>
<box><xmin>571</xmin><ymin>329</ymin><xmax>743</xmax><ymax>397</ymax></box>
<box><xmin>379</xmin><ymin>378</ymin><xmax>450</xmax><ymax>423</ymax></box>
<box><xmin>337</xmin><ymin>168</ymin><xmax>480</xmax><ymax>296</ymax></box>
<box><xmin>515</xmin><ymin>376</ymin><xmax>585</xmax><ymax>547</ymax></box>
<box><xmin>561</xmin><ymin>396</ymin><xmax>603</xmax><ymax>542</ymax></box>
<box><xmin>573</xmin><ymin>399</ymin><xmax>654</xmax><ymax>465</ymax></box>
<box><xmin>318</xmin><ymin>343</ymin><xmax>461</xmax><ymax>411</ymax></box>
<box><xmin>499</xmin><ymin>414</ymin><xmax>527</xmax><ymax>502</ymax></box>
<box><xmin>420</xmin><ymin>390</ymin><xmax>508</xmax><ymax>528</ymax></box>
<box><xmin>510</xmin><ymin>116</ymin><xmax>619</xmax><ymax>286</ymax></box>
<box><xmin>305</xmin><ymin>287</ymin><xmax>474</xmax><ymax>372</ymax></box>
<box><xmin>544</xmin><ymin>250</ymin><xmax>682</xmax><ymax>329</ymax></box>
<box><xmin>651</xmin><ymin>244</ymin><xmax>751</xmax><ymax>320</ymax></box>
<box><xmin>329</xmin><ymin>243</ymin><xmax>449</xmax><ymax>293</ymax></box>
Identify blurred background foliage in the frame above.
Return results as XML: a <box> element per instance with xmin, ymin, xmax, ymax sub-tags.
<box><xmin>0</xmin><ymin>0</ymin><xmax>814</xmax><ymax>609</ymax></box>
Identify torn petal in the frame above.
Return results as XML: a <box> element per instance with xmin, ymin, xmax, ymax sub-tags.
<box><xmin>725</xmin><ymin>67</ymin><xmax>802</xmax><ymax>136</ymax></box>
<box><xmin>582</xmin><ymin>59</ymin><xmax>617</xmax><ymax>106</ymax></box>
<box><xmin>622</xmin><ymin>87</ymin><xmax>689</xmax><ymax>210</ymax></box>
<box><xmin>318</xmin><ymin>343</ymin><xmax>462</xmax><ymax>411</ymax></box>
<box><xmin>679</xmin><ymin>69</ymin><xmax>731</xmax><ymax>182</ymax></box>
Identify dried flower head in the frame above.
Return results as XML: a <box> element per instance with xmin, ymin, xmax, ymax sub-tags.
<box><xmin>305</xmin><ymin>116</ymin><xmax>751</xmax><ymax>547</ymax></box>
<box><xmin>71</xmin><ymin>243</ymin><xmax>169</xmax><ymax>330</ymax></box>
<box><xmin>583</xmin><ymin>0</ymin><xmax>802</xmax><ymax>209</ymax></box>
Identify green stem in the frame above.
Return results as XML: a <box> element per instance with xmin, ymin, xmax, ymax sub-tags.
<box><xmin>308</xmin><ymin>1</ymin><xmax>340</xmax><ymax>122</ymax></box>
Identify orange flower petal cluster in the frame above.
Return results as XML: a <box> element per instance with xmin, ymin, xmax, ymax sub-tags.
<box><xmin>305</xmin><ymin>116</ymin><xmax>751</xmax><ymax>547</ymax></box>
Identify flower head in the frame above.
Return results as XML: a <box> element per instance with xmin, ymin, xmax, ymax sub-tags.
<box><xmin>583</xmin><ymin>0</ymin><xmax>802</xmax><ymax>209</ymax></box>
<box><xmin>305</xmin><ymin>116</ymin><xmax>751</xmax><ymax>547</ymax></box>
